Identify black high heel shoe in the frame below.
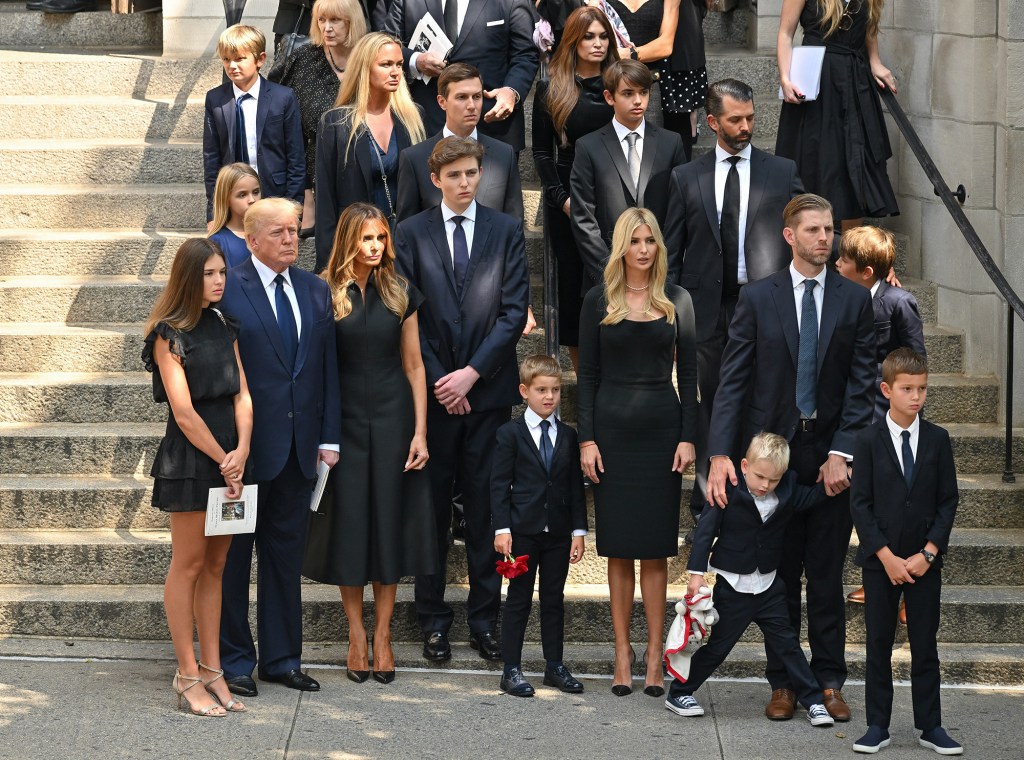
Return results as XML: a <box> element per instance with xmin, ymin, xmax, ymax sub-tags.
<box><xmin>371</xmin><ymin>639</ymin><xmax>396</xmax><ymax>684</ymax></box>
<box><xmin>347</xmin><ymin>668</ymin><xmax>370</xmax><ymax>683</ymax></box>
<box><xmin>640</xmin><ymin>647</ymin><xmax>665</xmax><ymax>697</ymax></box>
<box><xmin>611</xmin><ymin>645</ymin><xmax>636</xmax><ymax>696</ymax></box>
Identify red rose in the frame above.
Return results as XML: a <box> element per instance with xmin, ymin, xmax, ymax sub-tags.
<box><xmin>496</xmin><ymin>553</ymin><xmax>530</xmax><ymax>579</ymax></box>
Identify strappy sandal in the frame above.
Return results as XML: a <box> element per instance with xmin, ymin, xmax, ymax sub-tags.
<box><xmin>173</xmin><ymin>669</ymin><xmax>227</xmax><ymax>717</ymax></box>
<box><xmin>199</xmin><ymin>661</ymin><xmax>247</xmax><ymax>713</ymax></box>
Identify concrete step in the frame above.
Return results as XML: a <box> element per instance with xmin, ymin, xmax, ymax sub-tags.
<box><xmin>0</xmin><ymin>422</ymin><xmax>163</xmax><ymax>475</ymax></box>
<box><xmin>0</xmin><ymin>138</ymin><xmax>204</xmax><ymax>184</ymax></box>
<box><xmin>0</xmin><ymin>582</ymin><xmax>1019</xmax><ymax>646</ymax></box>
<box><xmin>0</xmin><ymin>6</ymin><xmax>161</xmax><ymax>49</ymax></box>
<box><xmin>0</xmin><ymin>323</ymin><xmax>151</xmax><ymax>372</ymax></box>
<box><xmin>0</xmin><ymin>277</ymin><xmax>165</xmax><ymax>323</ymax></box>
<box><xmin>0</xmin><ymin>96</ymin><xmax>200</xmax><ymax>140</ymax></box>
<box><xmin>0</xmin><ymin>372</ymin><xmax>164</xmax><ymax>423</ymax></box>
<box><xmin>0</xmin><ymin>183</ymin><xmax>205</xmax><ymax>230</ymax></box>
<box><xmin>946</xmin><ymin>423</ymin><xmax>1024</xmax><ymax>475</ymax></box>
<box><xmin>924</xmin><ymin>324</ymin><xmax>966</xmax><ymax>374</ymax></box>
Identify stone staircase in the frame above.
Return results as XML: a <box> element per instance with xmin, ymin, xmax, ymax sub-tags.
<box><xmin>0</xmin><ymin>3</ymin><xmax>1022</xmax><ymax>686</ymax></box>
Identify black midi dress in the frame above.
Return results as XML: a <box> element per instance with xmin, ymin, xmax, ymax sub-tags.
<box><xmin>143</xmin><ymin>307</ymin><xmax>245</xmax><ymax>512</ymax></box>
<box><xmin>775</xmin><ymin>0</ymin><xmax>899</xmax><ymax>220</ymax></box>
<box><xmin>302</xmin><ymin>277</ymin><xmax>439</xmax><ymax>586</ymax></box>
<box><xmin>576</xmin><ymin>285</ymin><xmax>698</xmax><ymax>559</ymax></box>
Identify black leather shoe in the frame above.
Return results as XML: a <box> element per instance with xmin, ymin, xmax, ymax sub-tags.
<box><xmin>543</xmin><ymin>664</ymin><xmax>584</xmax><ymax>693</ymax></box>
<box><xmin>258</xmin><ymin>669</ymin><xmax>320</xmax><ymax>691</ymax></box>
<box><xmin>40</xmin><ymin>0</ymin><xmax>97</xmax><ymax>11</ymax></box>
<box><xmin>469</xmin><ymin>631</ymin><xmax>502</xmax><ymax>661</ymax></box>
<box><xmin>423</xmin><ymin>631</ymin><xmax>452</xmax><ymax>662</ymax></box>
<box><xmin>500</xmin><ymin>667</ymin><xmax>535</xmax><ymax>697</ymax></box>
<box><xmin>225</xmin><ymin>674</ymin><xmax>258</xmax><ymax>697</ymax></box>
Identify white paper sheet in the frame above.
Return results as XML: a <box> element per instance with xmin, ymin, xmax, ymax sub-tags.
<box><xmin>779</xmin><ymin>46</ymin><xmax>827</xmax><ymax>101</ymax></box>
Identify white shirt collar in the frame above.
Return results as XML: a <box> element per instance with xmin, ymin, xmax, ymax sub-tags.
<box><xmin>789</xmin><ymin>262</ymin><xmax>827</xmax><ymax>291</ymax></box>
<box><xmin>442</xmin><ymin>126</ymin><xmax>478</xmax><ymax>141</ymax></box>
<box><xmin>885</xmin><ymin>410</ymin><xmax>920</xmax><ymax>439</ymax></box>
<box><xmin>250</xmin><ymin>254</ymin><xmax>291</xmax><ymax>290</ymax></box>
<box><xmin>611</xmin><ymin>117</ymin><xmax>645</xmax><ymax>143</ymax></box>
<box><xmin>441</xmin><ymin>199</ymin><xmax>477</xmax><ymax>224</ymax></box>
<box><xmin>870</xmin><ymin>279</ymin><xmax>882</xmax><ymax>297</ymax></box>
<box><xmin>523</xmin><ymin>406</ymin><xmax>555</xmax><ymax>430</ymax></box>
<box><xmin>715</xmin><ymin>143</ymin><xmax>752</xmax><ymax>163</ymax></box>
<box><xmin>232</xmin><ymin>74</ymin><xmax>261</xmax><ymax>102</ymax></box>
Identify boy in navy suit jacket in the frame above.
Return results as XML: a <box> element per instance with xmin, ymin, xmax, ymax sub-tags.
<box><xmin>490</xmin><ymin>355</ymin><xmax>587</xmax><ymax>697</ymax></box>
<box><xmin>849</xmin><ymin>349</ymin><xmax>961</xmax><ymax>756</ymax></box>
<box><xmin>665</xmin><ymin>432</ymin><xmax>834</xmax><ymax>728</ymax></box>
<box><xmin>203</xmin><ymin>25</ymin><xmax>305</xmax><ymax>224</ymax></box>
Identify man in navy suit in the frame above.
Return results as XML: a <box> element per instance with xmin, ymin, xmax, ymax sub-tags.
<box><xmin>394</xmin><ymin>137</ymin><xmax>529</xmax><ymax>663</ymax></box>
<box><xmin>203</xmin><ymin>24</ymin><xmax>305</xmax><ymax>223</ymax></box>
<box><xmin>384</xmin><ymin>0</ymin><xmax>538</xmax><ymax>152</ymax></box>
<box><xmin>217</xmin><ymin>198</ymin><xmax>341</xmax><ymax>696</ymax></box>
<box><xmin>706</xmin><ymin>194</ymin><xmax>876</xmax><ymax>722</ymax></box>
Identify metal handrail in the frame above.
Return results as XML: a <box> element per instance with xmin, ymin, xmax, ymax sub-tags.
<box><xmin>878</xmin><ymin>87</ymin><xmax>1019</xmax><ymax>481</ymax></box>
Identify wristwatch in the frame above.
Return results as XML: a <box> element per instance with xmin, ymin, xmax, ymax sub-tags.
<box><xmin>629</xmin><ymin>46</ymin><xmax>639</xmax><ymax>60</ymax></box>
<box><xmin>920</xmin><ymin>549</ymin><xmax>936</xmax><ymax>564</ymax></box>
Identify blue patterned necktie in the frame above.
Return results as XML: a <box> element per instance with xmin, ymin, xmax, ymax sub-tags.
<box><xmin>235</xmin><ymin>93</ymin><xmax>252</xmax><ymax>164</ymax></box>
<box><xmin>274</xmin><ymin>274</ymin><xmax>298</xmax><ymax>369</ymax></box>
<box><xmin>796</xmin><ymin>279</ymin><xmax>818</xmax><ymax>419</ymax></box>
<box><xmin>539</xmin><ymin>419</ymin><xmax>553</xmax><ymax>472</ymax></box>
<box><xmin>451</xmin><ymin>215</ymin><xmax>469</xmax><ymax>297</ymax></box>
<box><xmin>901</xmin><ymin>430</ymin><xmax>915</xmax><ymax>486</ymax></box>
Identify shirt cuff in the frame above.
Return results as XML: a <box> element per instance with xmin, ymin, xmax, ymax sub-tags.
<box><xmin>572</xmin><ymin>529</ymin><xmax>587</xmax><ymax>537</ymax></box>
<box><xmin>688</xmin><ymin>570</ymin><xmax>705</xmax><ymax>576</ymax></box>
<box><xmin>495</xmin><ymin>528</ymin><xmax>511</xmax><ymax>536</ymax></box>
<box><xmin>319</xmin><ymin>444</ymin><xmax>340</xmax><ymax>453</ymax></box>
<box><xmin>828</xmin><ymin>450</ymin><xmax>853</xmax><ymax>462</ymax></box>
<box><xmin>408</xmin><ymin>52</ymin><xmax>429</xmax><ymax>83</ymax></box>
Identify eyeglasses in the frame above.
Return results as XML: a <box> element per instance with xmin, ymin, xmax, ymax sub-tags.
<box><xmin>838</xmin><ymin>0</ymin><xmax>861</xmax><ymax>31</ymax></box>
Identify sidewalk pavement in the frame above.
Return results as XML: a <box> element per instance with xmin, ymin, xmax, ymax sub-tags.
<box><xmin>1</xmin><ymin>643</ymin><xmax>1019</xmax><ymax>760</ymax></box>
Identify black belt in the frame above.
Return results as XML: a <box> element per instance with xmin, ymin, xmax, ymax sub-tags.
<box><xmin>797</xmin><ymin>418</ymin><xmax>817</xmax><ymax>433</ymax></box>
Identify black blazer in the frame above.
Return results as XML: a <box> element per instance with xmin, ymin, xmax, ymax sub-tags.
<box><xmin>490</xmin><ymin>415</ymin><xmax>588</xmax><ymax>535</ymax></box>
<box><xmin>663</xmin><ymin>147</ymin><xmax>804</xmax><ymax>339</ymax></box>
<box><xmin>708</xmin><ymin>267</ymin><xmax>876</xmax><ymax>462</ymax></box>
<box><xmin>872</xmin><ymin>280</ymin><xmax>927</xmax><ymax>420</ymax></box>
<box><xmin>314</xmin><ymin>108</ymin><xmax>417</xmax><ymax>271</ymax></box>
<box><xmin>570</xmin><ymin>120</ymin><xmax>688</xmax><ymax>286</ymax></box>
<box><xmin>393</xmin><ymin>203</ymin><xmax>529</xmax><ymax>411</ymax></box>
<box><xmin>850</xmin><ymin>419</ymin><xmax>958</xmax><ymax>569</ymax></box>
<box><xmin>395</xmin><ymin>130</ymin><xmax>524</xmax><ymax>221</ymax></box>
<box><xmin>689</xmin><ymin>472</ymin><xmax>826</xmax><ymax>575</ymax></box>
<box><xmin>384</xmin><ymin>0</ymin><xmax>539</xmax><ymax>151</ymax></box>
<box><xmin>203</xmin><ymin>76</ymin><xmax>306</xmax><ymax>220</ymax></box>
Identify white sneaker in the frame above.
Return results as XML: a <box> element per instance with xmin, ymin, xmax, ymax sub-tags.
<box><xmin>665</xmin><ymin>694</ymin><xmax>704</xmax><ymax>717</ymax></box>
<box><xmin>807</xmin><ymin>703</ymin><xmax>835</xmax><ymax>727</ymax></box>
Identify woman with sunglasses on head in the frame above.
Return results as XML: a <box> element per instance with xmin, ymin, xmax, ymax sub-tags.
<box><xmin>776</xmin><ymin>0</ymin><xmax>899</xmax><ymax>233</ymax></box>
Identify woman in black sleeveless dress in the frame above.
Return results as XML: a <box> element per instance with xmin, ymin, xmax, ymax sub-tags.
<box><xmin>776</xmin><ymin>0</ymin><xmax>899</xmax><ymax>227</ymax></box>
<box><xmin>144</xmin><ymin>238</ymin><xmax>253</xmax><ymax>717</ymax></box>
<box><xmin>577</xmin><ymin>207</ymin><xmax>698</xmax><ymax>698</ymax></box>
<box><xmin>303</xmin><ymin>203</ymin><xmax>438</xmax><ymax>684</ymax></box>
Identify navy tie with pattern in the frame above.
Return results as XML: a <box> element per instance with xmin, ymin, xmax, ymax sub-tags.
<box><xmin>274</xmin><ymin>274</ymin><xmax>298</xmax><ymax>370</ymax></box>
<box><xmin>796</xmin><ymin>279</ymin><xmax>818</xmax><ymax>419</ymax></box>
<box><xmin>235</xmin><ymin>93</ymin><xmax>251</xmax><ymax>164</ymax></box>
<box><xmin>901</xmin><ymin>430</ymin><xmax>915</xmax><ymax>486</ymax></box>
<box><xmin>539</xmin><ymin>419</ymin><xmax>553</xmax><ymax>473</ymax></box>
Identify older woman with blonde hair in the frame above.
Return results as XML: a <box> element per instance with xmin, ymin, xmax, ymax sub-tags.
<box><xmin>576</xmin><ymin>206</ymin><xmax>698</xmax><ymax>698</ymax></box>
<box><xmin>314</xmin><ymin>31</ymin><xmax>425</xmax><ymax>271</ymax></box>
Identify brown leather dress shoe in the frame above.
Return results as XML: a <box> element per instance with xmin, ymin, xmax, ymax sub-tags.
<box><xmin>765</xmin><ymin>688</ymin><xmax>796</xmax><ymax>720</ymax></box>
<box><xmin>898</xmin><ymin>599</ymin><xmax>907</xmax><ymax>625</ymax></box>
<box><xmin>846</xmin><ymin>586</ymin><xmax>865</xmax><ymax>604</ymax></box>
<box><xmin>822</xmin><ymin>688</ymin><xmax>851</xmax><ymax>721</ymax></box>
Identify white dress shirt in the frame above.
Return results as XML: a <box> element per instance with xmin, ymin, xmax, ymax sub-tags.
<box><xmin>691</xmin><ymin>483</ymin><xmax>779</xmax><ymax>595</ymax></box>
<box><xmin>250</xmin><ymin>254</ymin><xmax>301</xmax><ymax>339</ymax></box>
<box><xmin>232</xmin><ymin>76</ymin><xmax>261</xmax><ymax>175</ymax></box>
<box><xmin>870</xmin><ymin>278</ymin><xmax>881</xmax><ymax>298</ymax></box>
<box><xmin>611</xmin><ymin>117</ymin><xmax>645</xmax><ymax>165</ymax></box>
<box><xmin>715</xmin><ymin>143</ymin><xmax>752</xmax><ymax>283</ymax></box>
<box><xmin>409</xmin><ymin>0</ymin><xmax>468</xmax><ymax>80</ymax></box>
<box><xmin>441</xmin><ymin>199</ymin><xmax>476</xmax><ymax>268</ymax></box>
<box><xmin>789</xmin><ymin>262</ymin><xmax>826</xmax><ymax>334</ymax></box>
<box><xmin>886</xmin><ymin>411</ymin><xmax>920</xmax><ymax>473</ymax></box>
<box><xmin>495</xmin><ymin>407</ymin><xmax>588</xmax><ymax>538</ymax></box>
<box><xmin>442</xmin><ymin>126</ymin><xmax>479</xmax><ymax>141</ymax></box>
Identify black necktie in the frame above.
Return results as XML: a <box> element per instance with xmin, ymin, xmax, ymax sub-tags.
<box><xmin>443</xmin><ymin>0</ymin><xmax>458</xmax><ymax>43</ymax></box>
<box><xmin>721</xmin><ymin>155</ymin><xmax>741</xmax><ymax>297</ymax></box>
<box><xmin>274</xmin><ymin>274</ymin><xmax>298</xmax><ymax>369</ymax></box>
<box><xmin>539</xmin><ymin>419</ymin><xmax>553</xmax><ymax>473</ymax></box>
<box><xmin>235</xmin><ymin>93</ymin><xmax>252</xmax><ymax>165</ymax></box>
<box><xmin>901</xmin><ymin>430</ymin><xmax>915</xmax><ymax>486</ymax></box>
<box><xmin>796</xmin><ymin>279</ymin><xmax>818</xmax><ymax>419</ymax></box>
<box><xmin>451</xmin><ymin>215</ymin><xmax>469</xmax><ymax>297</ymax></box>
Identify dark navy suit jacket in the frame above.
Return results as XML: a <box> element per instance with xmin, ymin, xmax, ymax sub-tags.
<box><xmin>203</xmin><ymin>76</ymin><xmax>306</xmax><ymax>220</ymax></box>
<box><xmin>219</xmin><ymin>257</ymin><xmax>341</xmax><ymax>481</ymax></box>
<box><xmin>871</xmin><ymin>279</ymin><xmax>926</xmax><ymax>421</ymax></box>
<box><xmin>393</xmin><ymin>203</ymin><xmax>529</xmax><ymax>412</ymax></box>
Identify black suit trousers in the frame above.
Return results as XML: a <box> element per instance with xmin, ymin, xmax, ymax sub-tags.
<box><xmin>669</xmin><ymin>576</ymin><xmax>822</xmax><ymax>708</ymax></box>
<box><xmin>500</xmin><ymin>530</ymin><xmax>572</xmax><ymax>667</ymax></box>
<box><xmin>220</xmin><ymin>443</ymin><xmax>314</xmax><ymax>678</ymax></box>
<box><xmin>416</xmin><ymin>405</ymin><xmax>509</xmax><ymax>635</ymax></box>
<box><xmin>765</xmin><ymin>429</ymin><xmax>852</xmax><ymax>690</ymax></box>
<box><xmin>863</xmin><ymin>566</ymin><xmax>942</xmax><ymax>731</ymax></box>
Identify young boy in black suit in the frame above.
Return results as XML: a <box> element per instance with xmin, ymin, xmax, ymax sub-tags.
<box><xmin>850</xmin><ymin>349</ymin><xmax>961</xmax><ymax>755</ymax></box>
<box><xmin>490</xmin><ymin>354</ymin><xmax>587</xmax><ymax>697</ymax></box>
<box><xmin>664</xmin><ymin>432</ymin><xmax>834</xmax><ymax>728</ymax></box>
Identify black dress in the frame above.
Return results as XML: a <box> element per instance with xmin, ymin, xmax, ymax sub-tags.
<box><xmin>143</xmin><ymin>308</ymin><xmax>244</xmax><ymax>512</ymax></box>
<box><xmin>303</xmin><ymin>277</ymin><xmax>439</xmax><ymax>586</ymax></box>
<box><xmin>576</xmin><ymin>285</ymin><xmax>698</xmax><ymax>559</ymax></box>
<box><xmin>775</xmin><ymin>0</ymin><xmax>899</xmax><ymax>220</ymax></box>
<box><xmin>532</xmin><ymin>75</ymin><xmax>614</xmax><ymax>347</ymax></box>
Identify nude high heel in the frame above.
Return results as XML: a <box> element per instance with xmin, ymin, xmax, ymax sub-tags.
<box><xmin>173</xmin><ymin>669</ymin><xmax>226</xmax><ymax>717</ymax></box>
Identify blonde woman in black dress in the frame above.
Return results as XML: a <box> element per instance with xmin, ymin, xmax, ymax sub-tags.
<box><xmin>577</xmin><ymin>207</ymin><xmax>698</xmax><ymax>697</ymax></box>
<box><xmin>143</xmin><ymin>238</ymin><xmax>253</xmax><ymax>716</ymax></box>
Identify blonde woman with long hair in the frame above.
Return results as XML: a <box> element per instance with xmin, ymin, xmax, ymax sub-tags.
<box><xmin>776</xmin><ymin>0</ymin><xmax>898</xmax><ymax>229</ymax></box>
<box><xmin>302</xmin><ymin>203</ymin><xmax>437</xmax><ymax>685</ymax></box>
<box><xmin>314</xmin><ymin>32</ymin><xmax>425</xmax><ymax>272</ymax></box>
<box><xmin>576</xmin><ymin>207</ymin><xmax>697</xmax><ymax>698</ymax></box>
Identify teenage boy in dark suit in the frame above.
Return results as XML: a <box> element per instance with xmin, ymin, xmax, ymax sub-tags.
<box><xmin>490</xmin><ymin>354</ymin><xmax>588</xmax><ymax>697</ymax></box>
<box><xmin>664</xmin><ymin>432</ymin><xmax>834</xmax><ymax>728</ymax></box>
<box><xmin>850</xmin><ymin>349</ymin><xmax>961</xmax><ymax>756</ymax></box>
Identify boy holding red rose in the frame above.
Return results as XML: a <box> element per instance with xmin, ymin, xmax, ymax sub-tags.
<box><xmin>490</xmin><ymin>355</ymin><xmax>588</xmax><ymax>697</ymax></box>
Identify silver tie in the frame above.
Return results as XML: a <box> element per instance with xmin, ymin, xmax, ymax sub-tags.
<box><xmin>625</xmin><ymin>131</ymin><xmax>640</xmax><ymax>192</ymax></box>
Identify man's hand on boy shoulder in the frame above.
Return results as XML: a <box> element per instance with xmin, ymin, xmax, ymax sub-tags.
<box><xmin>494</xmin><ymin>533</ymin><xmax>513</xmax><ymax>556</ymax></box>
<box><xmin>569</xmin><ymin>535</ymin><xmax>585</xmax><ymax>565</ymax></box>
<box><xmin>707</xmin><ymin>456</ymin><xmax>738</xmax><ymax>508</ymax></box>
<box><xmin>818</xmin><ymin>453</ymin><xmax>852</xmax><ymax>496</ymax></box>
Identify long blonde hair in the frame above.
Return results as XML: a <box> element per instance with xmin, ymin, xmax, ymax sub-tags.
<box><xmin>816</xmin><ymin>0</ymin><xmax>882</xmax><ymax>39</ymax></box>
<box><xmin>144</xmin><ymin>238</ymin><xmax>225</xmax><ymax>335</ymax></box>
<box><xmin>322</xmin><ymin>202</ymin><xmax>409</xmax><ymax>320</ymax></box>
<box><xmin>601</xmin><ymin>208</ymin><xmax>675</xmax><ymax>326</ymax></box>
<box><xmin>328</xmin><ymin>32</ymin><xmax>425</xmax><ymax>163</ymax></box>
<box><xmin>546</xmin><ymin>6</ymin><xmax>619</xmax><ymax>142</ymax></box>
<box><xmin>209</xmin><ymin>162</ymin><xmax>259</xmax><ymax>234</ymax></box>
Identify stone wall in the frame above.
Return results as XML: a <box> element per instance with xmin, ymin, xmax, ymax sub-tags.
<box><xmin>163</xmin><ymin>0</ymin><xmax>279</xmax><ymax>57</ymax></box>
